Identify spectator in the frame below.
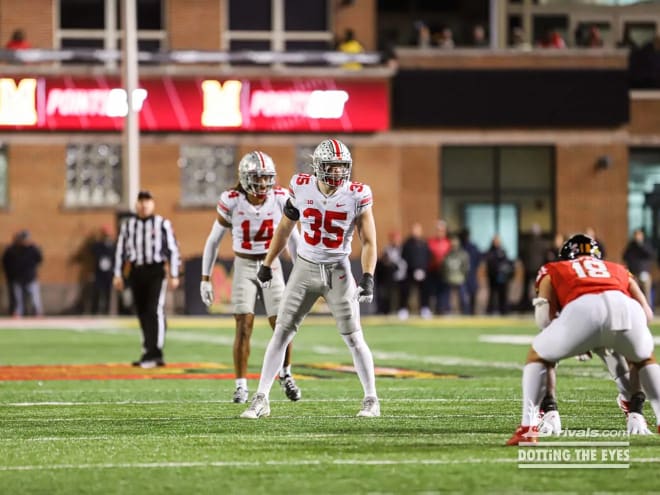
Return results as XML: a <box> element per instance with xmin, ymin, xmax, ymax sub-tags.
<box><xmin>470</xmin><ymin>24</ymin><xmax>488</xmax><ymax>48</ymax></box>
<box><xmin>511</xmin><ymin>27</ymin><xmax>532</xmax><ymax>51</ymax></box>
<box><xmin>399</xmin><ymin>222</ymin><xmax>431</xmax><ymax>320</ymax></box>
<box><xmin>544</xmin><ymin>232</ymin><xmax>565</xmax><ymax>264</ymax></box>
<box><xmin>586</xmin><ymin>25</ymin><xmax>604</xmax><ymax>48</ymax></box>
<box><xmin>375</xmin><ymin>230</ymin><xmax>406</xmax><ymax>315</ymax></box>
<box><xmin>2</xmin><ymin>230</ymin><xmax>43</xmax><ymax>317</ymax></box>
<box><xmin>459</xmin><ymin>228</ymin><xmax>482</xmax><ymax>315</ymax></box>
<box><xmin>434</xmin><ymin>26</ymin><xmax>455</xmax><ymax>49</ymax></box>
<box><xmin>427</xmin><ymin>220</ymin><xmax>451</xmax><ymax>315</ymax></box>
<box><xmin>518</xmin><ymin>223</ymin><xmax>548</xmax><ymax>311</ymax></box>
<box><xmin>623</xmin><ymin>228</ymin><xmax>656</xmax><ymax>304</ymax></box>
<box><xmin>538</xmin><ymin>29</ymin><xmax>566</xmax><ymax>49</ymax></box>
<box><xmin>442</xmin><ymin>234</ymin><xmax>470</xmax><ymax>314</ymax></box>
<box><xmin>5</xmin><ymin>29</ymin><xmax>30</xmax><ymax>50</ymax></box>
<box><xmin>485</xmin><ymin>234</ymin><xmax>514</xmax><ymax>315</ymax></box>
<box><xmin>337</xmin><ymin>28</ymin><xmax>364</xmax><ymax>70</ymax></box>
<box><xmin>414</xmin><ymin>21</ymin><xmax>433</xmax><ymax>48</ymax></box>
<box><xmin>90</xmin><ymin>225</ymin><xmax>115</xmax><ymax>315</ymax></box>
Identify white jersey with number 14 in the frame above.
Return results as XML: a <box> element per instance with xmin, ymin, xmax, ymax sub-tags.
<box><xmin>288</xmin><ymin>173</ymin><xmax>373</xmax><ymax>264</ymax></box>
<box><xmin>216</xmin><ymin>186</ymin><xmax>289</xmax><ymax>256</ymax></box>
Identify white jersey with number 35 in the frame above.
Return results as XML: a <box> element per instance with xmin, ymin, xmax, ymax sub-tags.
<box><xmin>216</xmin><ymin>186</ymin><xmax>289</xmax><ymax>256</ymax></box>
<box><xmin>289</xmin><ymin>173</ymin><xmax>373</xmax><ymax>263</ymax></box>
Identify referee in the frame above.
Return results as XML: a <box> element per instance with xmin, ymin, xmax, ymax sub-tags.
<box><xmin>113</xmin><ymin>190</ymin><xmax>181</xmax><ymax>368</ymax></box>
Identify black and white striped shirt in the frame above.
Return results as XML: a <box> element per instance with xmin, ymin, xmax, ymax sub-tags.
<box><xmin>114</xmin><ymin>215</ymin><xmax>180</xmax><ymax>277</ymax></box>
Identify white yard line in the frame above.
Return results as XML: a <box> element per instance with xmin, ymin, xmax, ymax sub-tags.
<box><xmin>480</xmin><ymin>334</ymin><xmax>660</xmax><ymax>346</ymax></box>
<box><xmin>0</xmin><ymin>458</ymin><xmax>515</xmax><ymax>471</ymax></box>
<box><xmin>2</xmin><ymin>457</ymin><xmax>660</xmax><ymax>472</ymax></box>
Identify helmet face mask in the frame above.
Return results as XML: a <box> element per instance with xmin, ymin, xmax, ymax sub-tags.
<box><xmin>238</xmin><ymin>151</ymin><xmax>276</xmax><ymax>199</ymax></box>
<box><xmin>312</xmin><ymin>139</ymin><xmax>352</xmax><ymax>187</ymax></box>
<box><xmin>558</xmin><ymin>234</ymin><xmax>602</xmax><ymax>261</ymax></box>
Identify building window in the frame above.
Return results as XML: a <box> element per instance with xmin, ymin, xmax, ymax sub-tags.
<box><xmin>65</xmin><ymin>143</ymin><xmax>122</xmax><ymax>207</ymax></box>
<box><xmin>58</xmin><ymin>0</ymin><xmax>166</xmax><ymax>59</ymax></box>
<box><xmin>628</xmin><ymin>148</ymin><xmax>660</xmax><ymax>246</ymax></box>
<box><xmin>0</xmin><ymin>145</ymin><xmax>7</xmax><ymax>208</ymax></box>
<box><xmin>179</xmin><ymin>145</ymin><xmax>236</xmax><ymax>207</ymax></box>
<box><xmin>442</xmin><ymin>145</ymin><xmax>554</xmax><ymax>259</ymax></box>
<box><xmin>226</xmin><ymin>0</ymin><xmax>332</xmax><ymax>53</ymax></box>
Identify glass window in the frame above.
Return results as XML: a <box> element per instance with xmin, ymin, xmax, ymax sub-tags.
<box><xmin>628</xmin><ymin>149</ymin><xmax>660</xmax><ymax>245</ymax></box>
<box><xmin>65</xmin><ymin>143</ymin><xmax>122</xmax><ymax>207</ymax></box>
<box><xmin>137</xmin><ymin>0</ymin><xmax>163</xmax><ymax>30</ymax></box>
<box><xmin>0</xmin><ymin>145</ymin><xmax>7</xmax><ymax>209</ymax></box>
<box><xmin>58</xmin><ymin>0</ymin><xmax>165</xmax><ymax>61</ymax></box>
<box><xmin>623</xmin><ymin>21</ymin><xmax>657</xmax><ymax>48</ymax></box>
<box><xmin>179</xmin><ymin>145</ymin><xmax>236</xmax><ymax>207</ymax></box>
<box><xmin>285</xmin><ymin>0</ymin><xmax>327</xmax><ymax>31</ymax></box>
<box><xmin>60</xmin><ymin>0</ymin><xmax>105</xmax><ymax>29</ymax></box>
<box><xmin>229</xmin><ymin>0</ymin><xmax>271</xmax><ymax>31</ymax></box>
<box><xmin>227</xmin><ymin>0</ymin><xmax>332</xmax><ymax>64</ymax></box>
<box><xmin>442</xmin><ymin>145</ymin><xmax>554</xmax><ymax>259</ymax></box>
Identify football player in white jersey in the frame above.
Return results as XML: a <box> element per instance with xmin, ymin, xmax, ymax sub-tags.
<box><xmin>241</xmin><ymin>138</ymin><xmax>380</xmax><ymax>419</ymax></box>
<box><xmin>200</xmin><ymin>151</ymin><xmax>301</xmax><ymax>404</ymax></box>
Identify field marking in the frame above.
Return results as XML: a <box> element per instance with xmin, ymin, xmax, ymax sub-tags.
<box><xmin>0</xmin><ymin>397</ymin><xmax>629</xmax><ymax>407</ymax></box>
<box><xmin>480</xmin><ymin>334</ymin><xmax>660</xmax><ymax>346</ymax></box>
<box><xmin>0</xmin><ymin>458</ymin><xmax>515</xmax><ymax>472</ymax></box>
<box><xmin>3</xmin><ymin>456</ymin><xmax>660</xmax><ymax>472</ymax></box>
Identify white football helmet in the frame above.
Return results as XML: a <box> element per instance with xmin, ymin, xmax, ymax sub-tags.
<box><xmin>238</xmin><ymin>151</ymin><xmax>276</xmax><ymax>198</ymax></box>
<box><xmin>312</xmin><ymin>139</ymin><xmax>352</xmax><ymax>187</ymax></box>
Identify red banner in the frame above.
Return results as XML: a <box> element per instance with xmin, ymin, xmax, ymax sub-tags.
<box><xmin>0</xmin><ymin>76</ymin><xmax>389</xmax><ymax>132</ymax></box>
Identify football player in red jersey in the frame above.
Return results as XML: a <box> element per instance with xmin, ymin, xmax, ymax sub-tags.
<box><xmin>507</xmin><ymin>234</ymin><xmax>660</xmax><ymax>445</ymax></box>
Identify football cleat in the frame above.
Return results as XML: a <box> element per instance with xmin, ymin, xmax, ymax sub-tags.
<box><xmin>506</xmin><ymin>425</ymin><xmax>539</xmax><ymax>446</ymax></box>
<box><xmin>278</xmin><ymin>375</ymin><xmax>301</xmax><ymax>402</ymax></box>
<box><xmin>240</xmin><ymin>393</ymin><xmax>270</xmax><ymax>420</ymax></box>
<box><xmin>627</xmin><ymin>412</ymin><xmax>652</xmax><ymax>435</ymax></box>
<box><xmin>537</xmin><ymin>410</ymin><xmax>562</xmax><ymax>435</ymax></box>
<box><xmin>232</xmin><ymin>386</ymin><xmax>249</xmax><ymax>404</ymax></box>
<box><xmin>357</xmin><ymin>396</ymin><xmax>380</xmax><ymax>417</ymax></box>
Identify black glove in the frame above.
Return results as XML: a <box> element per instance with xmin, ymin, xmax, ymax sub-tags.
<box><xmin>355</xmin><ymin>273</ymin><xmax>374</xmax><ymax>303</ymax></box>
<box><xmin>257</xmin><ymin>264</ymin><xmax>273</xmax><ymax>288</ymax></box>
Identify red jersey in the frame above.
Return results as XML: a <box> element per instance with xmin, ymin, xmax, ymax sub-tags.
<box><xmin>535</xmin><ymin>256</ymin><xmax>632</xmax><ymax>308</ymax></box>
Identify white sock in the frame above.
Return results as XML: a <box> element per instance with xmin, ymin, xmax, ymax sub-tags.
<box><xmin>235</xmin><ymin>378</ymin><xmax>247</xmax><ymax>390</ymax></box>
<box><xmin>639</xmin><ymin>363</ymin><xmax>660</xmax><ymax>426</ymax></box>
<box><xmin>342</xmin><ymin>331</ymin><xmax>377</xmax><ymax>398</ymax></box>
<box><xmin>256</xmin><ymin>325</ymin><xmax>295</xmax><ymax>397</ymax></box>
<box><xmin>280</xmin><ymin>365</ymin><xmax>291</xmax><ymax>378</ymax></box>
<box><xmin>521</xmin><ymin>362</ymin><xmax>548</xmax><ymax>426</ymax></box>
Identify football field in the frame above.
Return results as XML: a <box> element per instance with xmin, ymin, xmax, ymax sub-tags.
<box><xmin>1</xmin><ymin>316</ymin><xmax>659</xmax><ymax>494</ymax></box>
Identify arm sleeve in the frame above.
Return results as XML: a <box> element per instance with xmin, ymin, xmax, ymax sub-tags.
<box><xmin>533</xmin><ymin>297</ymin><xmax>551</xmax><ymax>330</ymax></box>
<box><xmin>202</xmin><ymin>220</ymin><xmax>227</xmax><ymax>277</ymax></box>
<box><xmin>113</xmin><ymin>221</ymin><xmax>127</xmax><ymax>278</ymax></box>
<box><xmin>163</xmin><ymin>219</ymin><xmax>181</xmax><ymax>278</ymax></box>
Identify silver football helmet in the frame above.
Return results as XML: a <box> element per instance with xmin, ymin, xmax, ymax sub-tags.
<box><xmin>238</xmin><ymin>151</ymin><xmax>276</xmax><ymax>198</ymax></box>
<box><xmin>312</xmin><ymin>139</ymin><xmax>352</xmax><ymax>187</ymax></box>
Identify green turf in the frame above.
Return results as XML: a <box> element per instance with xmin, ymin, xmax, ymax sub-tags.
<box><xmin>1</xmin><ymin>316</ymin><xmax>659</xmax><ymax>494</ymax></box>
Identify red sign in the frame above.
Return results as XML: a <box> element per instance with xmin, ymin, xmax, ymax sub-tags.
<box><xmin>0</xmin><ymin>76</ymin><xmax>389</xmax><ymax>132</ymax></box>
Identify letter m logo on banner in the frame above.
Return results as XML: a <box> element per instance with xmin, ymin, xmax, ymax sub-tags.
<box><xmin>201</xmin><ymin>80</ymin><xmax>243</xmax><ymax>127</ymax></box>
<box><xmin>0</xmin><ymin>78</ymin><xmax>38</xmax><ymax>126</ymax></box>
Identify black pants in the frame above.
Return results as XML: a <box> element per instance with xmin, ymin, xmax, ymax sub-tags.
<box><xmin>129</xmin><ymin>263</ymin><xmax>167</xmax><ymax>360</ymax></box>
